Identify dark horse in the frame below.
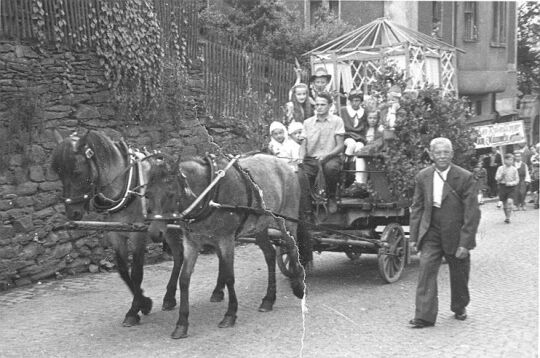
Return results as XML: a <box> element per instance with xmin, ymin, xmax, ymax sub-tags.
<box><xmin>51</xmin><ymin>130</ymin><xmax>216</xmax><ymax>325</ymax></box>
<box><xmin>145</xmin><ymin>153</ymin><xmax>307</xmax><ymax>339</ymax></box>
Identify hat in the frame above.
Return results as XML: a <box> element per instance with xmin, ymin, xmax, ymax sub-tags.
<box><xmin>310</xmin><ymin>67</ymin><xmax>332</xmax><ymax>83</ymax></box>
<box><xmin>288</xmin><ymin>121</ymin><xmax>303</xmax><ymax>135</ymax></box>
<box><xmin>269</xmin><ymin>121</ymin><xmax>287</xmax><ymax>135</ymax></box>
<box><xmin>388</xmin><ymin>85</ymin><xmax>402</xmax><ymax>97</ymax></box>
<box><xmin>347</xmin><ymin>89</ymin><xmax>364</xmax><ymax>101</ymax></box>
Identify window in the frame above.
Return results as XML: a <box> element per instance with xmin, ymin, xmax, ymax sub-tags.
<box><xmin>475</xmin><ymin>100</ymin><xmax>482</xmax><ymax>115</ymax></box>
<box><xmin>432</xmin><ymin>1</ymin><xmax>442</xmax><ymax>40</ymax></box>
<box><xmin>310</xmin><ymin>0</ymin><xmax>340</xmax><ymax>25</ymax></box>
<box><xmin>463</xmin><ymin>2</ymin><xmax>478</xmax><ymax>41</ymax></box>
<box><xmin>492</xmin><ymin>2</ymin><xmax>507</xmax><ymax>46</ymax></box>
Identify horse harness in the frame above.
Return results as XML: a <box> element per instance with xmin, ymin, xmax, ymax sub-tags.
<box><xmin>63</xmin><ymin>135</ymin><xmax>149</xmax><ymax>215</ymax></box>
<box><xmin>150</xmin><ymin>155</ymin><xmax>259</xmax><ymax>234</ymax></box>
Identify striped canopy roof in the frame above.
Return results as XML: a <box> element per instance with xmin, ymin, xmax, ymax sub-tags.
<box><xmin>306</xmin><ymin>17</ymin><xmax>463</xmax><ymax>55</ymax></box>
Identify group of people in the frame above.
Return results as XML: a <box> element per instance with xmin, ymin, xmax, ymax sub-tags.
<box><xmin>472</xmin><ymin>144</ymin><xmax>539</xmax><ymax>224</ymax></box>
<box><xmin>266</xmin><ymin>67</ymin><xmax>399</xmax><ymax>213</ymax></box>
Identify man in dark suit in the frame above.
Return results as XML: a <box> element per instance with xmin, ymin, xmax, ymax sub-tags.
<box><xmin>409</xmin><ymin>137</ymin><xmax>481</xmax><ymax>328</ymax></box>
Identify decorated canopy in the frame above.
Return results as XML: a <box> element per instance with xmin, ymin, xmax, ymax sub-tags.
<box><xmin>305</xmin><ymin>18</ymin><xmax>463</xmax><ymax>96</ymax></box>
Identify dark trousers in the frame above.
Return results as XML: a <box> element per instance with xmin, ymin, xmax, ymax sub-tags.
<box><xmin>415</xmin><ymin>208</ymin><xmax>470</xmax><ymax>323</ymax></box>
<box><xmin>487</xmin><ymin>166</ymin><xmax>498</xmax><ymax>196</ymax></box>
<box><xmin>302</xmin><ymin>156</ymin><xmax>342</xmax><ymax>197</ymax></box>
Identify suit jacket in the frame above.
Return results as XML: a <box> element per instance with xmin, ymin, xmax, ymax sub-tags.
<box><xmin>409</xmin><ymin>164</ymin><xmax>481</xmax><ymax>254</ymax></box>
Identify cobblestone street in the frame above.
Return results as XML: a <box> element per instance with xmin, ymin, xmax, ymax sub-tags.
<box><xmin>1</xmin><ymin>202</ymin><xmax>538</xmax><ymax>358</ymax></box>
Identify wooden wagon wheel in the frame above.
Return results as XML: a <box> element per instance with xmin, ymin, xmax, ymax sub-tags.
<box><xmin>275</xmin><ymin>245</ymin><xmax>295</xmax><ymax>278</ymax></box>
<box><xmin>377</xmin><ymin>223</ymin><xmax>407</xmax><ymax>283</ymax></box>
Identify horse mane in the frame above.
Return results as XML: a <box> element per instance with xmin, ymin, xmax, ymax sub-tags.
<box><xmin>51</xmin><ymin>139</ymin><xmax>77</xmax><ymax>175</ymax></box>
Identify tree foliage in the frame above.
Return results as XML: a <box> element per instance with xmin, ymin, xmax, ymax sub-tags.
<box><xmin>200</xmin><ymin>0</ymin><xmax>352</xmax><ymax>64</ymax></box>
<box><xmin>518</xmin><ymin>2</ymin><xmax>540</xmax><ymax>94</ymax></box>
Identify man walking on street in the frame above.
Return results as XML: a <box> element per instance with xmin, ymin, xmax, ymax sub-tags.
<box><xmin>409</xmin><ymin>137</ymin><xmax>481</xmax><ymax>328</ymax></box>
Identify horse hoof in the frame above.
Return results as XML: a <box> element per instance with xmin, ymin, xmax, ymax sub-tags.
<box><xmin>218</xmin><ymin>315</ymin><xmax>237</xmax><ymax>328</ymax></box>
<box><xmin>122</xmin><ymin>315</ymin><xmax>140</xmax><ymax>327</ymax></box>
<box><xmin>171</xmin><ymin>325</ymin><xmax>188</xmax><ymax>339</ymax></box>
<box><xmin>210</xmin><ymin>291</ymin><xmax>224</xmax><ymax>302</ymax></box>
<box><xmin>162</xmin><ymin>299</ymin><xmax>177</xmax><ymax>311</ymax></box>
<box><xmin>258</xmin><ymin>300</ymin><xmax>274</xmax><ymax>312</ymax></box>
<box><xmin>140</xmin><ymin>297</ymin><xmax>153</xmax><ymax>315</ymax></box>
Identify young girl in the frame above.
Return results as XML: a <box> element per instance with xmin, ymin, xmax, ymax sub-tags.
<box><xmin>495</xmin><ymin>153</ymin><xmax>519</xmax><ymax>223</ymax></box>
<box><xmin>285</xmin><ymin>83</ymin><xmax>312</xmax><ymax>124</ymax></box>
<box><xmin>343</xmin><ymin>109</ymin><xmax>383</xmax><ymax>195</ymax></box>
<box><xmin>268</xmin><ymin>121</ymin><xmax>287</xmax><ymax>156</ymax></box>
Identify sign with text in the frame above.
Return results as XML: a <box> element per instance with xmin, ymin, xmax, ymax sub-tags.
<box><xmin>474</xmin><ymin>120</ymin><xmax>526</xmax><ymax>148</ymax></box>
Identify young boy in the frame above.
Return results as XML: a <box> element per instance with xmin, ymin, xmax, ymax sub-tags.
<box><xmin>495</xmin><ymin>153</ymin><xmax>519</xmax><ymax>223</ymax></box>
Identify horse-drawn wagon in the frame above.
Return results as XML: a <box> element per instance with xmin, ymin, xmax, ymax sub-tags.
<box><xmin>52</xmin><ymin>129</ymin><xmax>412</xmax><ymax>338</ymax></box>
<box><xmin>274</xmin><ymin>152</ymin><xmax>411</xmax><ymax>284</ymax></box>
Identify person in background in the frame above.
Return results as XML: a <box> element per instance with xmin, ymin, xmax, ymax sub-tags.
<box><xmin>268</xmin><ymin>121</ymin><xmax>287</xmax><ymax>156</ymax></box>
<box><xmin>513</xmin><ymin>151</ymin><xmax>531</xmax><ymax>210</ymax></box>
<box><xmin>495</xmin><ymin>153</ymin><xmax>519</xmax><ymax>223</ymax></box>
<box><xmin>408</xmin><ymin>137</ymin><xmax>480</xmax><ymax>328</ymax></box>
<box><xmin>301</xmin><ymin>92</ymin><xmax>345</xmax><ymax>214</ymax></box>
<box><xmin>285</xmin><ymin>83</ymin><xmax>312</xmax><ymax>124</ymax></box>
<box><xmin>486</xmin><ymin>147</ymin><xmax>502</xmax><ymax>198</ymax></box>
<box><xmin>309</xmin><ymin>67</ymin><xmax>335</xmax><ymax>115</ymax></box>
<box><xmin>380</xmin><ymin>85</ymin><xmax>402</xmax><ymax>129</ymax></box>
<box><xmin>529</xmin><ymin>146</ymin><xmax>539</xmax><ymax>209</ymax></box>
<box><xmin>472</xmin><ymin>157</ymin><xmax>488</xmax><ymax>205</ymax></box>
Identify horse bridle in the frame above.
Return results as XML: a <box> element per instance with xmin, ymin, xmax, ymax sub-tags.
<box><xmin>61</xmin><ymin>135</ymin><xmax>100</xmax><ymax>207</ymax></box>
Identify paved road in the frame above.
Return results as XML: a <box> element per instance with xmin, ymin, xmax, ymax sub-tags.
<box><xmin>1</xmin><ymin>202</ymin><xmax>538</xmax><ymax>357</ymax></box>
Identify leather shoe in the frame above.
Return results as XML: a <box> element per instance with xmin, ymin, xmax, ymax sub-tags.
<box><xmin>454</xmin><ymin>309</ymin><xmax>467</xmax><ymax>321</ymax></box>
<box><xmin>408</xmin><ymin>318</ymin><xmax>434</xmax><ymax>328</ymax></box>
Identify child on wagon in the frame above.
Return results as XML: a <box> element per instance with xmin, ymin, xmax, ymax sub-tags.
<box><xmin>285</xmin><ymin>83</ymin><xmax>313</xmax><ymax>124</ymax></box>
<box><xmin>342</xmin><ymin>108</ymin><xmax>383</xmax><ymax>196</ymax></box>
<box><xmin>268</xmin><ymin>121</ymin><xmax>287</xmax><ymax>156</ymax></box>
<box><xmin>279</xmin><ymin>121</ymin><xmax>304</xmax><ymax>172</ymax></box>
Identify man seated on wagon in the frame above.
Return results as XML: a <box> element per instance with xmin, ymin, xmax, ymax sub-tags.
<box><xmin>301</xmin><ymin>92</ymin><xmax>345</xmax><ymax>214</ymax></box>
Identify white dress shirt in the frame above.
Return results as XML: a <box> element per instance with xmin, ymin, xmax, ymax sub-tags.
<box><xmin>346</xmin><ymin>106</ymin><xmax>365</xmax><ymax>128</ymax></box>
<box><xmin>433</xmin><ymin>167</ymin><xmax>450</xmax><ymax>208</ymax></box>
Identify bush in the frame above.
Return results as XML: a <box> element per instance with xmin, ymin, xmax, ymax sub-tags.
<box><xmin>376</xmin><ymin>86</ymin><xmax>477</xmax><ymax>201</ymax></box>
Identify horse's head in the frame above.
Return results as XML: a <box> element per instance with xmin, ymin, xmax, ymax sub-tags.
<box><xmin>145</xmin><ymin>154</ymin><xmax>195</xmax><ymax>242</ymax></box>
<box><xmin>51</xmin><ymin>130</ymin><xmax>99</xmax><ymax>220</ymax></box>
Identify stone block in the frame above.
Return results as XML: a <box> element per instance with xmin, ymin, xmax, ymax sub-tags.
<box><xmin>29</xmin><ymin>165</ymin><xmax>46</xmax><ymax>182</ymax></box>
<box><xmin>15</xmin><ymin>45</ymin><xmax>39</xmax><ymax>59</ymax></box>
<box><xmin>14</xmin><ymin>233</ymin><xmax>32</xmax><ymax>245</ymax></box>
<box><xmin>43</xmin><ymin>111</ymin><xmax>69</xmax><ymax>120</ymax></box>
<box><xmin>47</xmin><ymin>105</ymin><xmax>73</xmax><ymax>112</ymax></box>
<box><xmin>22</xmin><ymin>242</ymin><xmax>45</xmax><ymax>259</ymax></box>
<box><xmin>0</xmin><ymin>225</ymin><xmax>15</xmax><ymax>241</ymax></box>
<box><xmin>14</xmin><ymin>277</ymin><xmax>32</xmax><ymax>287</ymax></box>
<box><xmin>42</xmin><ymin>232</ymin><xmax>60</xmax><ymax>248</ymax></box>
<box><xmin>15</xmin><ymin>182</ymin><xmax>38</xmax><ymax>196</ymax></box>
<box><xmin>33</xmin><ymin>192</ymin><xmax>59</xmax><ymax>211</ymax></box>
<box><xmin>0</xmin><ymin>44</ymin><xmax>14</xmax><ymax>52</ymax></box>
<box><xmin>39</xmin><ymin>181</ymin><xmax>62</xmax><ymax>192</ymax></box>
<box><xmin>53</xmin><ymin>242</ymin><xmax>72</xmax><ymax>258</ymax></box>
<box><xmin>74</xmin><ymin>104</ymin><xmax>100</xmax><ymax>119</ymax></box>
<box><xmin>13</xmin><ymin>216</ymin><xmax>34</xmax><ymax>232</ymax></box>
<box><xmin>6</xmin><ymin>208</ymin><xmax>33</xmax><ymax>220</ymax></box>
<box><xmin>0</xmin><ymin>199</ymin><xmax>15</xmax><ymax>211</ymax></box>
<box><xmin>33</xmin><ymin>207</ymin><xmax>56</xmax><ymax>220</ymax></box>
<box><xmin>88</xmin><ymin>264</ymin><xmax>99</xmax><ymax>273</ymax></box>
<box><xmin>14</xmin><ymin>196</ymin><xmax>33</xmax><ymax>208</ymax></box>
<box><xmin>44</xmin><ymin>165</ymin><xmax>59</xmax><ymax>181</ymax></box>
<box><xmin>0</xmin><ymin>246</ymin><xmax>18</xmax><ymax>259</ymax></box>
<box><xmin>9</xmin><ymin>154</ymin><xmax>23</xmax><ymax>167</ymax></box>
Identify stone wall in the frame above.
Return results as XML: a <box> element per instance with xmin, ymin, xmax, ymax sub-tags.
<box><xmin>0</xmin><ymin>42</ymin><xmax>252</xmax><ymax>291</ymax></box>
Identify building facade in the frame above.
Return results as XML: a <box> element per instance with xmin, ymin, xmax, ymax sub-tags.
<box><xmin>286</xmin><ymin>0</ymin><xmax>518</xmax><ymax>126</ymax></box>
